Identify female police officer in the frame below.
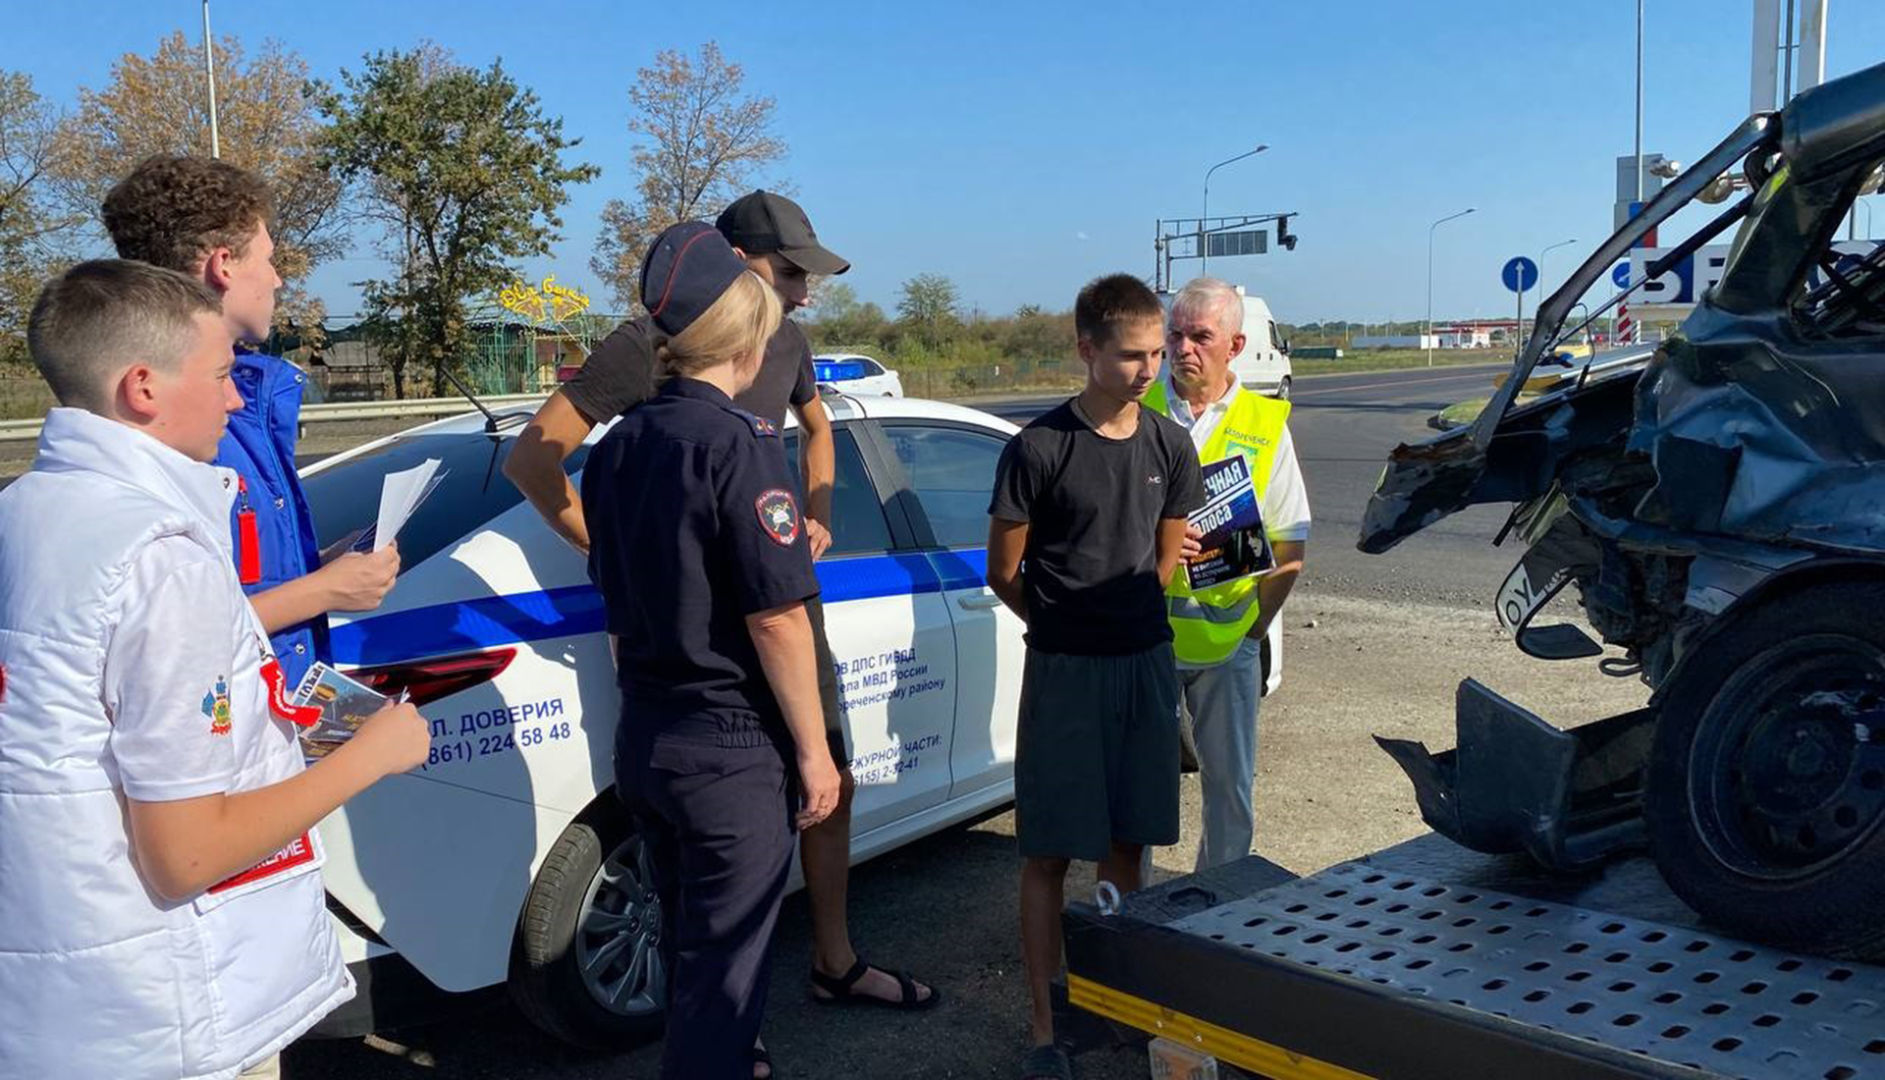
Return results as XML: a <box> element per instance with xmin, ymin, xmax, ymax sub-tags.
<box><xmin>581</xmin><ymin>221</ymin><xmax>841</xmax><ymax>1080</ymax></box>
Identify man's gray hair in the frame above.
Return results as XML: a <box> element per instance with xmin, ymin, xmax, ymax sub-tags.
<box><xmin>28</xmin><ymin>260</ymin><xmax>222</xmax><ymax>411</ymax></box>
<box><xmin>1170</xmin><ymin>277</ymin><xmax>1245</xmax><ymax>339</ymax></box>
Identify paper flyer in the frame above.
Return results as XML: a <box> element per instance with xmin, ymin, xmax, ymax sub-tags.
<box><xmin>351</xmin><ymin>458</ymin><xmax>447</xmax><ymax>553</ymax></box>
<box><xmin>292</xmin><ymin>662</ymin><xmax>401</xmax><ymax>757</ymax></box>
<box><xmin>1184</xmin><ymin>455</ymin><xmax>1274</xmax><ymax>591</ymax></box>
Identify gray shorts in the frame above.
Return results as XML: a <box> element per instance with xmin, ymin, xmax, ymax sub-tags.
<box><xmin>1014</xmin><ymin>642</ymin><xmax>1182</xmax><ymax>861</ymax></box>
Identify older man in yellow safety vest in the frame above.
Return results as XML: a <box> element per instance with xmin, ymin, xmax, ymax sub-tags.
<box><xmin>1148</xmin><ymin>278</ymin><xmax>1310</xmax><ymax>870</ymax></box>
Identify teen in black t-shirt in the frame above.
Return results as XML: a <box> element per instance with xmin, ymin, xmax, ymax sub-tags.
<box><xmin>985</xmin><ymin>274</ymin><xmax>1204</xmax><ymax>1080</ymax></box>
<box><xmin>989</xmin><ymin>398</ymin><xmax>1202</xmax><ymax>654</ymax></box>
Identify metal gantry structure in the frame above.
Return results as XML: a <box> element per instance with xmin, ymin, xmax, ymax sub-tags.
<box><xmin>1153</xmin><ymin>213</ymin><xmax>1298</xmax><ymax>293</ymax></box>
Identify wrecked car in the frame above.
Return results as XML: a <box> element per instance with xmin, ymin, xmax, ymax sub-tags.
<box><xmin>1363</xmin><ymin>59</ymin><xmax>1885</xmax><ymax>958</ymax></box>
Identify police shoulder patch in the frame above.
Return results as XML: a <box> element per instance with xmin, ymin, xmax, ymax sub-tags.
<box><xmin>755</xmin><ymin>488</ymin><xmax>801</xmax><ymax>546</ymax></box>
<box><xmin>726</xmin><ymin>405</ymin><xmax>779</xmax><ymax>438</ymax></box>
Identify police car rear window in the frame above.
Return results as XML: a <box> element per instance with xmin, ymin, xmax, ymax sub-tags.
<box><xmin>301</xmin><ymin>431</ymin><xmax>590</xmax><ymax>570</ymax></box>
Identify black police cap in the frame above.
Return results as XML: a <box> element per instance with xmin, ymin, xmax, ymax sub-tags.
<box><xmin>639</xmin><ymin>222</ymin><xmax>750</xmax><ymax>336</ymax></box>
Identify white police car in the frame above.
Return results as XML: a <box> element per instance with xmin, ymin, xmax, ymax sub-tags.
<box><xmin>301</xmin><ymin>392</ymin><xmax>1282</xmax><ymax>1047</ymax></box>
<box><xmin>812</xmin><ymin>353</ymin><xmax>903</xmax><ymax>397</ymax></box>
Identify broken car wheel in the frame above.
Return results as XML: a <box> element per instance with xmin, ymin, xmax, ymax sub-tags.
<box><xmin>1647</xmin><ymin>581</ymin><xmax>1885</xmax><ymax>958</ymax></box>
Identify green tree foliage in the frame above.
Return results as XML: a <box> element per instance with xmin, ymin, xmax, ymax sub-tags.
<box><xmin>49</xmin><ymin>33</ymin><xmax>344</xmax><ymax>338</ymax></box>
<box><xmin>591</xmin><ymin>43</ymin><xmax>787</xmax><ymax>310</ymax></box>
<box><xmin>316</xmin><ymin>48</ymin><xmax>599</xmax><ymax>397</ymax></box>
<box><xmin>804</xmin><ymin>280</ymin><xmax>887</xmax><ymax>349</ymax></box>
<box><xmin>896</xmin><ymin>272</ymin><xmax>960</xmax><ymax>343</ymax></box>
<box><xmin>0</xmin><ymin>71</ymin><xmax>76</xmax><ymax>364</ymax></box>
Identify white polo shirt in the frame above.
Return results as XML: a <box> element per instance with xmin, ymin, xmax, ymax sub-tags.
<box><xmin>1163</xmin><ymin>371</ymin><xmax>1312</xmax><ymax>544</ymax></box>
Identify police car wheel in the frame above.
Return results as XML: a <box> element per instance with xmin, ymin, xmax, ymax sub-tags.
<box><xmin>509</xmin><ymin>804</ymin><xmax>667</xmax><ymax>1049</ymax></box>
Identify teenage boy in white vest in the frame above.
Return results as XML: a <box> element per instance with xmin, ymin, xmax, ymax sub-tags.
<box><xmin>0</xmin><ymin>261</ymin><xmax>431</xmax><ymax>1080</ymax></box>
<box><xmin>1150</xmin><ymin>277</ymin><xmax>1310</xmax><ymax>870</ymax></box>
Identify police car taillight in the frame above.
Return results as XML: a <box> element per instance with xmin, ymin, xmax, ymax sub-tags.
<box><xmin>346</xmin><ymin>648</ymin><xmax>518</xmax><ymax>706</ymax></box>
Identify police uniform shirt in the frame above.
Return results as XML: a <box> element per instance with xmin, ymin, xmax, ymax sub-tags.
<box><xmin>581</xmin><ymin>377</ymin><xmax>821</xmax><ymax>732</ymax></box>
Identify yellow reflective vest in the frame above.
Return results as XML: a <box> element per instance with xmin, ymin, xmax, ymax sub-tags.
<box><xmin>1144</xmin><ymin>377</ymin><xmax>1291</xmax><ymax>665</ymax></box>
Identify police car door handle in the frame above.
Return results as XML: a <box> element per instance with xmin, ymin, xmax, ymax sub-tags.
<box><xmin>956</xmin><ymin>593</ymin><xmax>1004</xmax><ymax>610</ymax></box>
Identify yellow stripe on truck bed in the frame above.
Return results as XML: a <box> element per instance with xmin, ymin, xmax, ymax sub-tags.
<box><xmin>1066</xmin><ymin>974</ymin><xmax>1374</xmax><ymax>1080</ymax></box>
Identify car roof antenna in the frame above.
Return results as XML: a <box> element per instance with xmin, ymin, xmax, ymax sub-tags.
<box><xmin>435</xmin><ymin>366</ymin><xmax>531</xmax><ymax>436</ymax></box>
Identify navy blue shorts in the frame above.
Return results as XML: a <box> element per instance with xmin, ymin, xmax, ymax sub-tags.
<box><xmin>1013</xmin><ymin>642</ymin><xmax>1182</xmax><ymax>861</ymax></box>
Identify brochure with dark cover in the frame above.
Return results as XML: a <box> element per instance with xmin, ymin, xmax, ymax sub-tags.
<box><xmin>1184</xmin><ymin>455</ymin><xmax>1274</xmax><ymax>590</ymax></box>
<box><xmin>292</xmin><ymin>662</ymin><xmax>399</xmax><ymax>758</ymax></box>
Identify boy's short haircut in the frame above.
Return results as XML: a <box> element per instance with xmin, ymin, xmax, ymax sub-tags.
<box><xmin>28</xmin><ymin>260</ymin><xmax>222</xmax><ymax>410</ymax></box>
<box><xmin>1074</xmin><ymin>273</ymin><xmax>1164</xmax><ymax>347</ymax></box>
<box><xmin>102</xmin><ymin>154</ymin><xmax>274</xmax><ymax>272</ymax></box>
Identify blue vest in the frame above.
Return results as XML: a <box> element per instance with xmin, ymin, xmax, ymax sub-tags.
<box><xmin>216</xmin><ymin>350</ymin><xmax>327</xmax><ymax>687</ymax></box>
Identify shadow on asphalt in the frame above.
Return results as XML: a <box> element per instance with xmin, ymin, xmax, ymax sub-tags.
<box><xmin>287</xmin><ymin>805</ymin><xmax>1159</xmax><ymax>1079</ymax></box>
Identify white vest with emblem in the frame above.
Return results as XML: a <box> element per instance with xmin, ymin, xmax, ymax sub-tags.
<box><xmin>0</xmin><ymin>409</ymin><xmax>351</xmax><ymax>1079</ymax></box>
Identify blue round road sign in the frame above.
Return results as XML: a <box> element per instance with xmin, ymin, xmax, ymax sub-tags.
<box><xmin>1612</xmin><ymin>262</ymin><xmax>1631</xmax><ymax>289</ymax></box>
<box><xmin>1502</xmin><ymin>256</ymin><xmax>1539</xmax><ymax>293</ymax></box>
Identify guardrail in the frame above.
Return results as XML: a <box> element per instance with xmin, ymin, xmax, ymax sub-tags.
<box><xmin>0</xmin><ymin>393</ymin><xmax>550</xmax><ymax>444</ymax></box>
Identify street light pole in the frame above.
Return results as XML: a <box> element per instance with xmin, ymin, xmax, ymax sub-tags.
<box><xmin>1201</xmin><ymin>145</ymin><xmax>1268</xmax><ymax>275</ymax></box>
<box><xmin>202</xmin><ymin>0</ymin><xmax>220</xmax><ymax>158</ymax></box>
<box><xmin>1635</xmin><ymin>0</ymin><xmax>1645</xmax><ymax>204</ymax></box>
<box><xmin>1426</xmin><ymin>207</ymin><xmax>1476</xmax><ymax>367</ymax></box>
<box><xmin>1540</xmin><ymin>237</ymin><xmax>1577</xmax><ymax>299</ymax></box>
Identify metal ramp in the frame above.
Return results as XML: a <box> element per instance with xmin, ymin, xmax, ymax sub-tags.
<box><xmin>1064</xmin><ymin>852</ymin><xmax>1885</xmax><ymax>1080</ymax></box>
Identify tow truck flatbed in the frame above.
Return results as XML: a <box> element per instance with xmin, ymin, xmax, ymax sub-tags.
<box><xmin>1063</xmin><ymin>835</ymin><xmax>1885</xmax><ymax>1079</ymax></box>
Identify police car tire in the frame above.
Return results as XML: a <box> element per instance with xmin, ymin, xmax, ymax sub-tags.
<box><xmin>508</xmin><ymin>805</ymin><xmax>664</xmax><ymax>1049</ymax></box>
<box><xmin>1645</xmin><ymin>582</ymin><xmax>1885</xmax><ymax>960</ymax></box>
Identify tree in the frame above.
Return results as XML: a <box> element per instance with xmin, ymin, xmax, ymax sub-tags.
<box><xmin>591</xmin><ymin>42</ymin><xmax>787</xmax><ymax>309</ymax></box>
<box><xmin>897</xmin><ymin>273</ymin><xmax>960</xmax><ymax>342</ymax></box>
<box><xmin>1000</xmin><ymin>304</ymin><xmax>1074</xmax><ymax>362</ymax></box>
<box><xmin>0</xmin><ymin>71</ymin><xmax>78</xmax><ymax>363</ymax></box>
<box><xmin>316</xmin><ymin>48</ymin><xmax>599</xmax><ymax>398</ymax></box>
<box><xmin>49</xmin><ymin>32</ymin><xmax>344</xmax><ymax>337</ymax></box>
<box><xmin>804</xmin><ymin>281</ymin><xmax>888</xmax><ymax>351</ymax></box>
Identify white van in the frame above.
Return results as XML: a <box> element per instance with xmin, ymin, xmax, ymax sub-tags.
<box><xmin>1227</xmin><ymin>288</ymin><xmax>1294</xmax><ymax>399</ymax></box>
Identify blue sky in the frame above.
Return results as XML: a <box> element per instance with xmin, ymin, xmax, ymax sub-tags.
<box><xmin>10</xmin><ymin>1</ymin><xmax>1885</xmax><ymax>325</ymax></box>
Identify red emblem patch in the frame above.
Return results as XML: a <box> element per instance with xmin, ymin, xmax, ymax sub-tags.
<box><xmin>261</xmin><ymin>657</ymin><xmax>322</xmax><ymax>727</ymax></box>
<box><xmin>755</xmin><ymin>488</ymin><xmax>801</xmax><ymax>547</ymax></box>
<box><xmin>209</xmin><ymin>831</ymin><xmax>316</xmax><ymax>894</ymax></box>
<box><xmin>0</xmin><ymin>662</ymin><xmax>7</xmax><ymax>706</ymax></box>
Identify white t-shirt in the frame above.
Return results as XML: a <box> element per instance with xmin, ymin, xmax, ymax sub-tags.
<box><xmin>107</xmin><ymin>536</ymin><xmax>257</xmax><ymax>799</ymax></box>
<box><xmin>1164</xmin><ymin>372</ymin><xmax>1311</xmax><ymax>544</ymax></box>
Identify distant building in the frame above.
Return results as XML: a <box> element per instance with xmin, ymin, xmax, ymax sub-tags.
<box><xmin>1433</xmin><ymin>323</ymin><xmax>1494</xmax><ymax>349</ymax></box>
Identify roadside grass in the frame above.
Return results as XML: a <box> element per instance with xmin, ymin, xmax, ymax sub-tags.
<box><xmin>0</xmin><ymin>377</ymin><xmax>53</xmax><ymax>422</ymax></box>
<box><xmin>1437</xmin><ymin>398</ymin><xmax>1489</xmax><ymax>427</ymax></box>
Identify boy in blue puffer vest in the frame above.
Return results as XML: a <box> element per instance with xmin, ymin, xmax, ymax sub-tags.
<box><xmin>104</xmin><ymin>155</ymin><xmax>399</xmax><ymax>687</ymax></box>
